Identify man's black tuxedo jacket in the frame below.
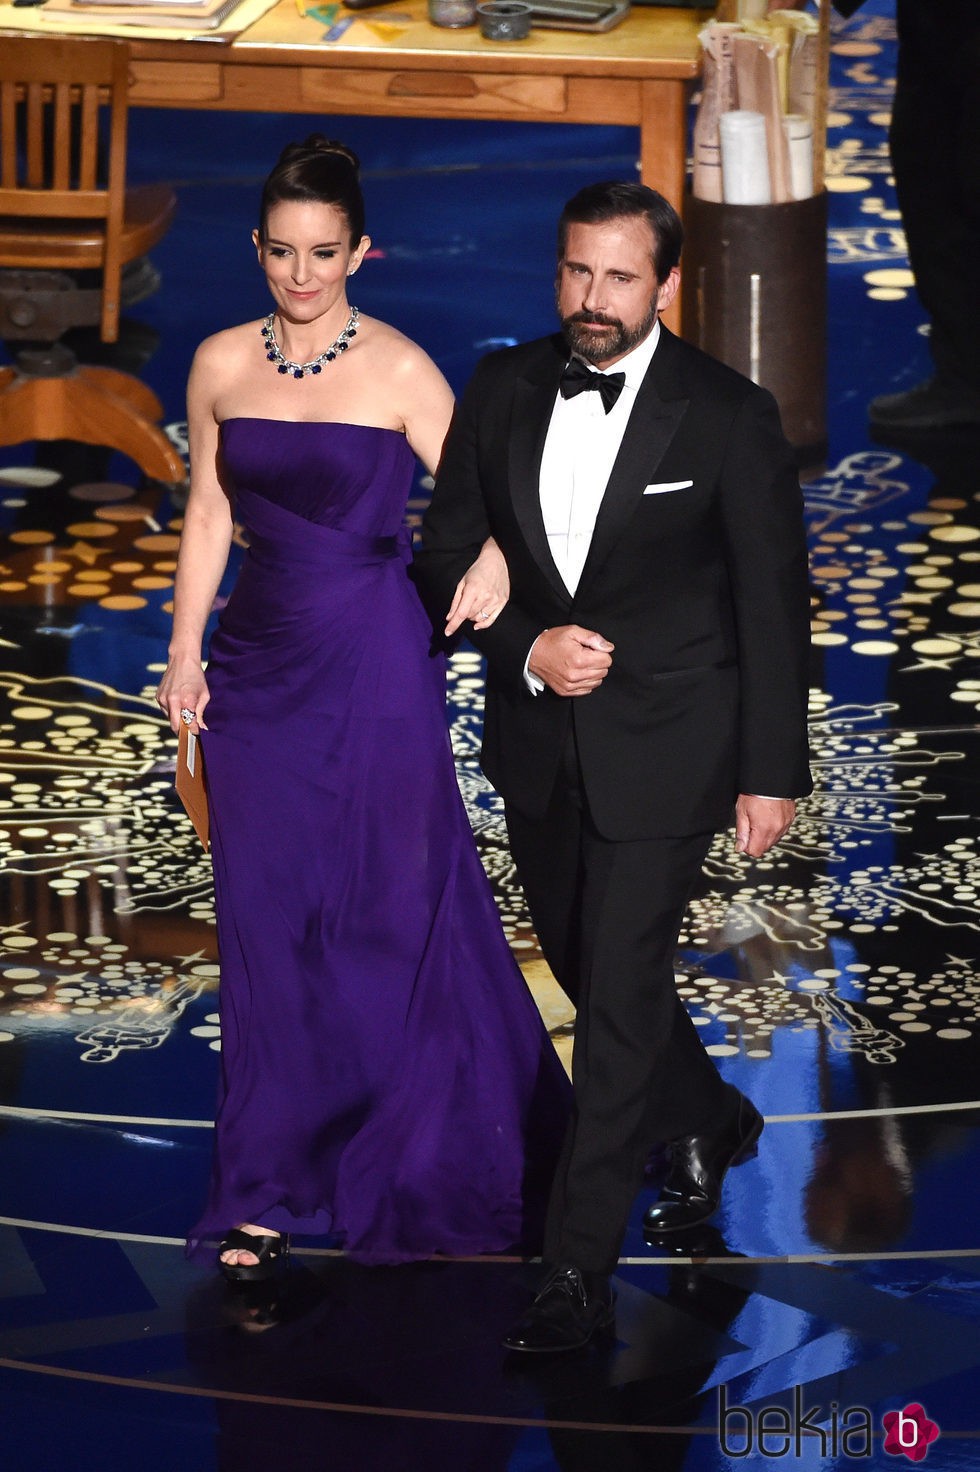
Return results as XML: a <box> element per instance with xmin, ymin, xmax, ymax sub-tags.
<box><xmin>415</xmin><ymin>327</ymin><xmax>813</xmax><ymax>842</ymax></box>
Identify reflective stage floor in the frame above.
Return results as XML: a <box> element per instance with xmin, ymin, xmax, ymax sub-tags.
<box><xmin>3</xmin><ymin>4</ymin><xmax>980</xmax><ymax>1467</ymax></box>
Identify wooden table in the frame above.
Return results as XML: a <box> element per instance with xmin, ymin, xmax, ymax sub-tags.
<box><xmin>1</xmin><ymin>0</ymin><xmax>707</xmax><ymax>326</ymax></box>
<box><xmin>126</xmin><ymin>0</ymin><xmax>707</xmax><ymax>327</ymax></box>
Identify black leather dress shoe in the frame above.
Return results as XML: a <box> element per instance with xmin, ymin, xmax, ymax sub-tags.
<box><xmin>643</xmin><ymin>1088</ymin><xmax>764</xmax><ymax>1235</ymax></box>
<box><xmin>868</xmin><ymin>376</ymin><xmax>980</xmax><ymax>432</ymax></box>
<box><xmin>502</xmin><ymin>1265</ymin><xmax>615</xmax><ymax>1353</ymax></box>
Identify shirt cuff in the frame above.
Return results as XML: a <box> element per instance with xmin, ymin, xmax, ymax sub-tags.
<box><xmin>523</xmin><ymin>635</ymin><xmax>546</xmax><ymax>695</ymax></box>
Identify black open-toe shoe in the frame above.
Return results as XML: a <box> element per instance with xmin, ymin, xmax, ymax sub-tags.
<box><xmin>218</xmin><ymin>1228</ymin><xmax>290</xmax><ymax>1284</ymax></box>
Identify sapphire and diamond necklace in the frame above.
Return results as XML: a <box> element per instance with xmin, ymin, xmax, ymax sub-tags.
<box><xmin>261</xmin><ymin>306</ymin><xmax>359</xmax><ymax>378</ymax></box>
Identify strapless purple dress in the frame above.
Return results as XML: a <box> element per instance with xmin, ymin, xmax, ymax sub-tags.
<box><xmin>188</xmin><ymin>418</ymin><xmax>570</xmax><ymax>1264</ymax></box>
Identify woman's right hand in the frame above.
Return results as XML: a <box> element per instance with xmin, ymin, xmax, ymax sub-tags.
<box><xmin>444</xmin><ymin>536</ymin><xmax>510</xmax><ymax>637</ymax></box>
<box><xmin>156</xmin><ymin>656</ymin><xmax>211</xmax><ymax>735</ymax></box>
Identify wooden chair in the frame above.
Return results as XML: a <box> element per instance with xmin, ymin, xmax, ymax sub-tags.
<box><xmin>0</xmin><ymin>37</ymin><xmax>184</xmax><ymax>486</ymax></box>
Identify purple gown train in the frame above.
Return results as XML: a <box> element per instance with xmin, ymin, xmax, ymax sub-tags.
<box><xmin>188</xmin><ymin>417</ymin><xmax>570</xmax><ymax>1264</ymax></box>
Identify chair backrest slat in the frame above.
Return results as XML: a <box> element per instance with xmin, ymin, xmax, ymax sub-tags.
<box><xmin>0</xmin><ymin>38</ymin><xmax>132</xmax><ymax>341</ymax></box>
<box><xmin>51</xmin><ymin>81</ymin><xmax>72</xmax><ymax>191</ymax></box>
<box><xmin>25</xmin><ymin>82</ymin><xmax>45</xmax><ymax>188</ymax></box>
<box><xmin>79</xmin><ymin>84</ymin><xmax>101</xmax><ymax>192</ymax></box>
<box><xmin>0</xmin><ymin>84</ymin><xmax>17</xmax><ymax>191</ymax></box>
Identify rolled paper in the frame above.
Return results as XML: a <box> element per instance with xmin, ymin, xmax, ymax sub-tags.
<box><xmin>732</xmin><ymin>30</ymin><xmax>793</xmax><ymax>202</ymax></box>
<box><xmin>700</xmin><ymin>18</ymin><xmax>741</xmax><ymax>109</ymax></box>
<box><xmin>693</xmin><ymin>20</ymin><xmax>742</xmax><ymax>201</ymax></box>
<box><xmin>783</xmin><ymin>112</ymin><xmax>814</xmax><ymax>199</ymax></box>
<box><xmin>719</xmin><ymin>109</ymin><xmax>772</xmax><ymax>205</ymax></box>
<box><xmin>736</xmin><ymin>0</ymin><xmax>767</xmax><ymax>18</ymax></box>
<box><xmin>777</xmin><ymin>10</ymin><xmax>821</xmax><ymax>121</ymax></box>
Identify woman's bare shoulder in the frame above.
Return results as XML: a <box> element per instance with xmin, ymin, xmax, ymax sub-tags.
<box><xmin>188</xmin><ymin>323</ymin><xmax>264</xmax><ymax>410</ymax></box>
<box><xmin>357</xmin><ymin>315</ymin><xmax>438</xmax><ymax>375</ymax></box>
<box><xmin>192</xmin><ymin>320</ymin><xmax>263</xmax><ymax>371</ymax></box>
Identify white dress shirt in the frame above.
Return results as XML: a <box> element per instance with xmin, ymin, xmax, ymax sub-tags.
<box><xmin>539</xmin><ymin>321</ymin><xmax>661</xmax><ymax>598</ymax></box>
<box><xmin>524</xmin><ymin>323</ymin><xmax>660</xmax><ymax>693</ymax></box>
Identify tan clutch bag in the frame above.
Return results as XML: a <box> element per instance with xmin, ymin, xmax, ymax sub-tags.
<box><xmin>176</xmin><ymin>721</ymin><xmax>210</xmax><ymax>852</ymax></box>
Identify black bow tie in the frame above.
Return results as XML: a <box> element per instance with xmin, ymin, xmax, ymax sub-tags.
<box><xmin>559</xmin><ymin>357</ymin><xmax>626</xmax><ymax>413</ymax></box>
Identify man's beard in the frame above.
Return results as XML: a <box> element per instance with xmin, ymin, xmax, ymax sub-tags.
<box><xmin>560</xmin><ymin>299</ymin><xmax>659</xmax><ymax>365</ymax></box>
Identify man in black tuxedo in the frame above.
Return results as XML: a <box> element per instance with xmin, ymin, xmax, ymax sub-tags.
<box><xmin>414</xmin><ymin>181</ymin><xmax>811</xmax><ymax>1353</ymax></box>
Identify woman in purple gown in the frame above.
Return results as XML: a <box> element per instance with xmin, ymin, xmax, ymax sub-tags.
<box><xmin>157</xmin><ymin>138</ymin><xmax>570</xmax><ymax>1280</ymax></box>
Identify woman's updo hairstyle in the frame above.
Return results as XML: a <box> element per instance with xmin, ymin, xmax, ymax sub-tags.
<box><xmin>258</xmin><ymin>136</ymin><xmax>365</xmax><ymax>247</ymax></box>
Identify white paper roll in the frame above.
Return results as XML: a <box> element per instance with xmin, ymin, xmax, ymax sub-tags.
<box><xmin>783</xmin><ymin>113</ymin><xmax>814</xmax><ymax>199</ymax></box>
<box><xmin>719</xmin><ymin>110</ymin><xmax>772</xmax><ymax>205</ymax></box>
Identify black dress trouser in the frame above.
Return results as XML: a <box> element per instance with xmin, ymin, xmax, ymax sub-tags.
<box><xmin>505</xmin><ymin>724</ymin><xmax>729</xmax><ymax>1276</ymax></box>
<box><xmin>891</xmin><ymin>0</ymin><xmax>980</xmax><ymax>392</ymax></box>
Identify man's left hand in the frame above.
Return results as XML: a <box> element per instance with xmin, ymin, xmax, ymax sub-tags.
<box><xmin>734</xmin><ymin>795</ymin><xmax>796</xmax><ymax>858</ymax></box>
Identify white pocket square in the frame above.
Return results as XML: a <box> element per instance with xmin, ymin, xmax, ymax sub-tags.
<box><xmin>643</xmin><ymin>479</ymin><xmax>693</xmax><ymax>495</ymax></box>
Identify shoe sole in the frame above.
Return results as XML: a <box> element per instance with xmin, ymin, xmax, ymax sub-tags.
<box><xmin>220</xmin><ymin>1262</ymin><xmax>284</xmax><ymax>1284</ymax></box>
<box><xmin>731</xmin><ymin>1109</ymin><xmax>764</xmax><ymax>1164</ymax></box>
<box><xmin>502</xmin><ymin>1304</ymin><xmax>617</xmax><ymax>1354</ymax></box>
<box><xmin>869</xmin><ymin>417</ymin><xmax>980</xmax><ymax>437</ymax></box>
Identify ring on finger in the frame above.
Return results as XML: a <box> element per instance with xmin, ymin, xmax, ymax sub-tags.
<box><xmin>180</xmin><ymin>707</ymin><xmax>196</xmax><ymax>726</ymax></box>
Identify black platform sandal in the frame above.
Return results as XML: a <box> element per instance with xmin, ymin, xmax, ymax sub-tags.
<box><xmin>218</xmin><ymin>1228</ymin><xmax>290</xmax><ymax>1284</ymax></box>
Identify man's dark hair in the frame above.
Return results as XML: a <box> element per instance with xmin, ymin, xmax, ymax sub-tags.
<box><xmin>557</xmin><ymin>181</ymin><xmax>683</xmax><ymax>283</ymax></box>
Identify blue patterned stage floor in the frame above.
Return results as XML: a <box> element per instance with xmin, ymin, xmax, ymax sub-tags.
<box><xmin>3</xmin><ymin>3</ymin><xmax>980</xmax><ymax>1466</ymax></box>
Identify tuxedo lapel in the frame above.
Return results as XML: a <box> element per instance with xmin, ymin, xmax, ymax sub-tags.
<box><xmin>575</xmin><ymin>329</ymin><xmax>690</xmax><ymax>596</ymax></box>
<box><xmin>508</xmin><ymin>341</ymin><xmax>574</xmax><ymax>607</ymax></box>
